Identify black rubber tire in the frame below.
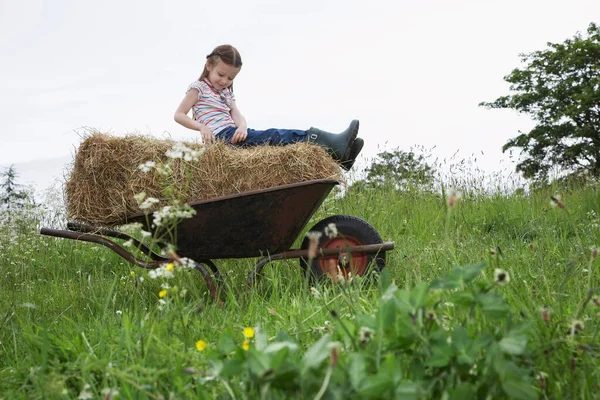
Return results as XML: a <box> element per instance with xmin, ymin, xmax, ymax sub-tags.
<box><xmin>299</xmin><ymin>214</ymin><xmax>386</xmax><ymax>281</ymax></box>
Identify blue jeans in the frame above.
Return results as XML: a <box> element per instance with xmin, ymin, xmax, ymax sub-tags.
<box><xmin>215</xmin><ymin>126</ymin><xmax>308</xmax><ymax>147</ymax></box>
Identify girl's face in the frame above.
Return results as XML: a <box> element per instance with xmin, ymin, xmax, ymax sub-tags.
<box><xmin>206</xmin><ymin>59</ymin><xmax>240</xmax><ymax>91</ymax></box>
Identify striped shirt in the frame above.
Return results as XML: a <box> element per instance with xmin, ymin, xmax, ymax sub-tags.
<box><xmin>186</xmin><ymin>79</ymin><xmax>237</xmax><ymax>135</ymax></box>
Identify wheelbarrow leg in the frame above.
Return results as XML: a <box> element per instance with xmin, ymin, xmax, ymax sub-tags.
<box><xmin>247</xmin><ymin>256</ymin><xmax>274</xmax><ymax>291</ymax></box>
<box><xmin>193</xmin><ymin>263</ymin><xmax>222</xmax><ymax>305</ymax></box>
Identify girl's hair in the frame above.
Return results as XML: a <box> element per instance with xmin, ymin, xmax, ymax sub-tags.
<box><xmin>198</xmin><ymin>44</ymin><xmax>243</xmax><ymax>90</ymax></box>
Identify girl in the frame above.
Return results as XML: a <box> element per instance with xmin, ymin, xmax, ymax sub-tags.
<box><xmin>174</xmin><ymin>44</ymin><xmax>363</xmax><ymax>170</ymax></box>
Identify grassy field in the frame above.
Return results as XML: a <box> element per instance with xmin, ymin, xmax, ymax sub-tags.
<box><xmin>1</xmin><ymin>177</ymin><xmax>599</xmax><ymax>399</ymax></box>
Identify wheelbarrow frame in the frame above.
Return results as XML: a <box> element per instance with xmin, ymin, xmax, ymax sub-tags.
<box><xmin>40</xmin><ymin>179</ymin><xmax>394</xmax><ymax>301</ymax></box>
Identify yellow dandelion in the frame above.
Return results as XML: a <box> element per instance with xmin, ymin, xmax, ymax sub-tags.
<box><xmin>165</xmin><ymin>263</ymin><xmax>175</xmax><ymax>272</ymax></box>
<box><xmin>158</xmin><ymin>289</ymin><xmax>167</xmax><ymax>298</ymax></box>
<box><xmin>130</xmin><ymin>271</ymin><xmax>135</xmax><ymax>276</ymax></box>
<box><xmin>195</xmin><ymin>340</ymin><xmax>207</xmax><ymax>351</ymax></box>
<box><xmin>242</xmin><ymin>339</ymin><xmax>250</xmax><ymax>351</ymax></box>
<box><xmin>243</xmin><ymin>327</ymin><xmax>255</xmax><ymax>339</ymax></box>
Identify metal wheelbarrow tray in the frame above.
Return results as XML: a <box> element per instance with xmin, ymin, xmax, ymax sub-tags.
<box><xmin>41</xmin><ymin>179</ymin><xmax>394</xmax><ymax>300</ymax></box>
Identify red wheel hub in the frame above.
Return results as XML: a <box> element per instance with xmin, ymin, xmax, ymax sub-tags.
<box><xmin>318</xmin><ymin>235</ymin><xmax>368</xmax><ymax>278</ymax></box>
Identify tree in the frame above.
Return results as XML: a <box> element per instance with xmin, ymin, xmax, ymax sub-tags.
<box><xmin>0</xmin><ymin>165</ymin><xmax>28</xmax><ymax>208</ymax></box>
<box><xmin>0</xmin><ymin>165</ymin><xmax>33</xmax><ymax>213</ymax></box>
<box><xmin>349</xmin><ymin>148</ymin><xmax>436</xmax><ymax>192</ymax></box>
<box><xmin>480</xmin><ymin>22</ymin><xmax>600</xmax><ymax>181</ymax></box>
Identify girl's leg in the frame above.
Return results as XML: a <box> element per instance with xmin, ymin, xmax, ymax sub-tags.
<box><xmin>216</xmin><ymin>127</ymin><xmax>307</xmax><ymax>146</ymax></box>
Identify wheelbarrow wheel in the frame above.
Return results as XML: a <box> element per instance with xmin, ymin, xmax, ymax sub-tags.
<box><xmin>299</xmin><ymin>215</ymin><xmax>386</xmax><ymax>281</ymax></box>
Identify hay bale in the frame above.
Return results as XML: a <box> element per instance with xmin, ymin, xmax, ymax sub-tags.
<box><xmin>66</xmin><ymin>132</ymin><xmax>343</xmax><ymax>226</ymax></box>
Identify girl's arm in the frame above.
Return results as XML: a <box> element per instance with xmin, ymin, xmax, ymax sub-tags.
<box><xmin>229</xmin><ymin>101</ymin><xmax>248</xmax><ymax>143</ymax></box>
<box><xmin>174</xmin><ymin>90</ymin><xmax>215</xmax><ymax>143</ymax></box>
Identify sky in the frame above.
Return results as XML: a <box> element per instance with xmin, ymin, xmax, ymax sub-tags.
<box><xmin>1</xmin><ymin>0</ymin><xmax>599</xmax><ymax>192</ymax></box>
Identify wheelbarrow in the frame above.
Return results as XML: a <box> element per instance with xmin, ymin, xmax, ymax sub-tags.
<box><xmin>40</xmin><ymin>179</ymin><xmax>394</xmax><ymax>301</ymax></box>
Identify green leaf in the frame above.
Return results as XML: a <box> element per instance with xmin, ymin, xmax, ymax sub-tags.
<box><xmin>349</xmin><ymin>353</ymin><xmax>366</xmax><ymax>390</ymax></box>
<box><xmin>377</xmin><ymin>299</ymin><xmax>396</xmax><ymax>331</ymax></box>
<box><xmin>448</xmin><ymin>383</ymin><xmax>476</xmax><ymax>399</ymax></box>
<box><xmin>461</xmin><ymin>262</ymin><xmax>487</xmax><ymax>282</ymax></box>
<box><xmin>357</xmin><ymin>373</ymin><xmax>394</xmax><ymax>399</ymax></box>
<box><xmin>301</xmin><ymin>335</ymin><xmax>331</xmax><ymax>373</ymax></box>
<box><xmin>449</xmin><ymin>291</ymin><xmax>476</xmax><ymax>306</ymax></box>
<box><xmin>477</xmin><ymin>292</ymin><xmax>509</xmax><ymax>318</ymax></box>
<box><xmin>425</xmin><ymin>344</ymin><xmax>453</xmax><ymax>367</ymax></box>
<box><xmin>502</xmin><ymin>376</ymin><xmax>539</xmax><ymax>400</ymax></box>
<box><xmin>379</xmin><ymin>268</ymin><xmax>392</xmax><ymax>293</ymax></box>
<box><xmin>264</xmin><ymin>341</ymin><xmax>298</xmax><ymax>354</ymax></box>
<box><xmin>409</xmin><ymin>282</ymin><xmax>429</xmax><ymax>309</ymax></box>
<box><xmin>217</xmin><ymin>333</ymin><xmax>236</xmax><ymax>354</ymax></box>
<box><xmin>395</xmin><ymin>381</ymin><xmax>420</xmax><ymax>400</ymax></box>
<box><xmin>499</xmin><ymin>332</ymin><xmax>528</xmax><ymax>355</ymax></box>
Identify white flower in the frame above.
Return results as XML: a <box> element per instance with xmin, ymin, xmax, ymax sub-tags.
<box><xmin>133</xmin><ymin>192</ymin><xmax>147</xmax><ymax>203</ymax></box>
<box><xmin>78</xmin><ymin>384</ymin><xmax>93</xmax><ymax>400</ymax></box>
<box><xmin>140</xmin><ymin>230</ymin><xmax>152</xmax><ymax>238</ymax></box>
<box><xmin>138</xmin><ymin>161</ymin><xmax>156</xmax><ymax>173</ymax></box>
<box><xmin>310</xmin><ymin>286</ymin><xmax>321</xmax><ymax>299</ymax></box>
<box><xmin>116</xmin><ymin>310</ymin><xmax>122</xmax><ymax>315</ymax></box>
<box><xmin>139</xmin><ymin>197</ymin><xmax>160</xmax><ymax>210</ymax></box>
<box><xmin>179</xmin><ymin>257</ymin><xmax>196</xmax><ymax>269</ymax></box>
<box><xmin>101</xmin><ymin>388</ymin><xmax>119</xmax><ymax>399</ymax></box>
<box><xmin>494</xmin><ymin>268</ymin><xmax>510</xmax><ymax>286</ymax></box>
<box><xmin>148</xmin><ymin>265</ymin><xmax>175</xmax><ymax>279</ymax></box>
<box><xmin>152</xmin><ymin>205</ymin><xmax>196</xmax><ymax>227</ymax></box>
<box><xmin>122</xmin><ymin>239</ymin><xmax>134</xmax><ymax>248</ymax></box>
<box><xmin>166</xmin><ymin>142</ymin><xmax>193</xmax><ymax>159</ymax></box>
<box><xmin>324</xmin><ymin>223</ymin><xmax>338</xmax><ymax>238</ymax></box>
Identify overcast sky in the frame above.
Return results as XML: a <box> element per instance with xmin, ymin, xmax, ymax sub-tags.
<box><xmin>1</xmin><ymin>0</ymin><xmax>599</xmax><ymax>190</ymax></box>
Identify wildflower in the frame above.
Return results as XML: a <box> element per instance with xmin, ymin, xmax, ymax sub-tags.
<box><xmin>242</xmin><ymin>339</ymin><xmax>251</xmax><ymax>351</ymax></box>
<box><xmin>116</xmin><ymin>310</ymin><xmax>122</xmax><ymax>316</ymax></box>
<box><xmin>141</xmin><ymin>230</ymin><xmax>152</xmax><ymax>238</ymax></box>
<box><xmin>137</xmin><ymin>161</ymin><xmax>156</xmax><ymax>173</ymax></box>
<box><xmin>541</xmin><ymin>306</ymin><xmax>550</xmax><ymax>322</ymax></box>
<box><xmin>536</xmin><ymin>371</ymin><xmax>548</xmax><ymax>388</ymax></box>
<box><xmin>78</xmin><ymin>384</ymin><xmax>93</xmax><ymax>400</ymax></box>
<box><xmin>130</xmin><ymin>271</ymin><xmax>135</xmax><ymax>276</ymax></box>
<box><xmin>195</xmin><ymin>340</ymin><xmax>207</xmax><ymax>351</ymax></box>
<box><xmin>306</xmin><ymin>231</ymin><xmax>322</xmax><ymax>260</ymax></box>
<box><xmin>139</xmin><ymin>197</ymin><xmax>160</xmax><ymax>210</ymax></box>
<box><xmin>446</xmin><ymin>189</ymin><xmax>461</xmax><ymax>208</ymax></box>
<box><xmin>158</xmin><ymin>289</ymin><xmax>167</xmax><ymax>298</ymax></box>
<box><xmin>148</xmin><ymin>264</ymin><xmax>174</xmax><ymax>279</ymax></box>
<box><xmin>165</xmin><ymin>263</ymin><xmax>175</xmax><ymax>272</ymax></box>
<box><xmin>123</xmin><ymin>239</ymin><xmax>134</xmax><ymax>248</ymax></box>
<box><xmin>550</xmin><ymin>195</ymin><xmax>565</xmax><ymax>209</ymax></box>
<box><xmin>569</xmin><ymin>320</ymin><xmax>584</xmax><ymax>336</ymax></box>
<box><xmin>330</xmin><ymin>348</ymin><xmax>338</xmax><ymax>367</ymax></box>
<box><xmin>494</xmin><ymin>268</ymin><xmax>510</xmax><ymax>286</ymax></box>
<box><xmin>359</xmin><ymin>326</ymin><xmax>375</xmax><ymax>345</ymax></box>
<box><xmin>310</xmin><ymin>286</ymin><xmax>321</xmax><ymax>299</ymax></box>
<box><xmin>101</xmin><ymin>388</ymin><xmax>119</xmax><ymax>399</ymax></box>
<box><xmin>133</xmin><ymin>191</ymin><xmax>147</xmax><ymax>203</ymax></box>
<box><xmin>152</xmin><ymin>205</ymin><xmax>196</xmax><ymax>227</ymax></box>
<box><xmin>243</xmin><ymin>327</ymin><xmax>255</xmax><ymax>339</ymax></box>
<box><xmin>324</xmin><ymin>223</ymin><xmax>338</xmax><ymax>238</ymax></box>
<box><xmin>166</xmin><ymin>142</ymin><xmax>193</xmax><ymax>159</ymax></box>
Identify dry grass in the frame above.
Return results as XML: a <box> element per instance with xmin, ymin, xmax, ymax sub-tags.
<box><xmin>66</xmin><ymin>132</ymin><xmax>343</xmax><ymax>226</ymax></box>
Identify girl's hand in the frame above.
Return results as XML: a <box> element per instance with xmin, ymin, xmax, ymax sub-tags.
<box><xmin>231</xmin><ymin>126</ymin><xmax>248</xmax><ymax>144</ymax></box>
<box><xmin>199</xmin><ymin>125</ymin><xmax>215</xmax><ymax>144</ymax></box>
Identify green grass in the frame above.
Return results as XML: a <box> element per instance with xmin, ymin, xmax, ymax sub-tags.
<box><xmin>1</xmin><ymin>179</ymin><xmax>600</xmax><ymax>399</ymax></box>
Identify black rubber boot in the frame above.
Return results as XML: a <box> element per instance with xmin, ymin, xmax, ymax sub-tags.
<box><xmin>306</xmin><ymin>120</ymin><xmax>359</xmax><ymax>162</ymax></box>
<box><xmin>340</xmin><ymin>137</ymin><xmax>364</xmax><ymax>171</ymax></box>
